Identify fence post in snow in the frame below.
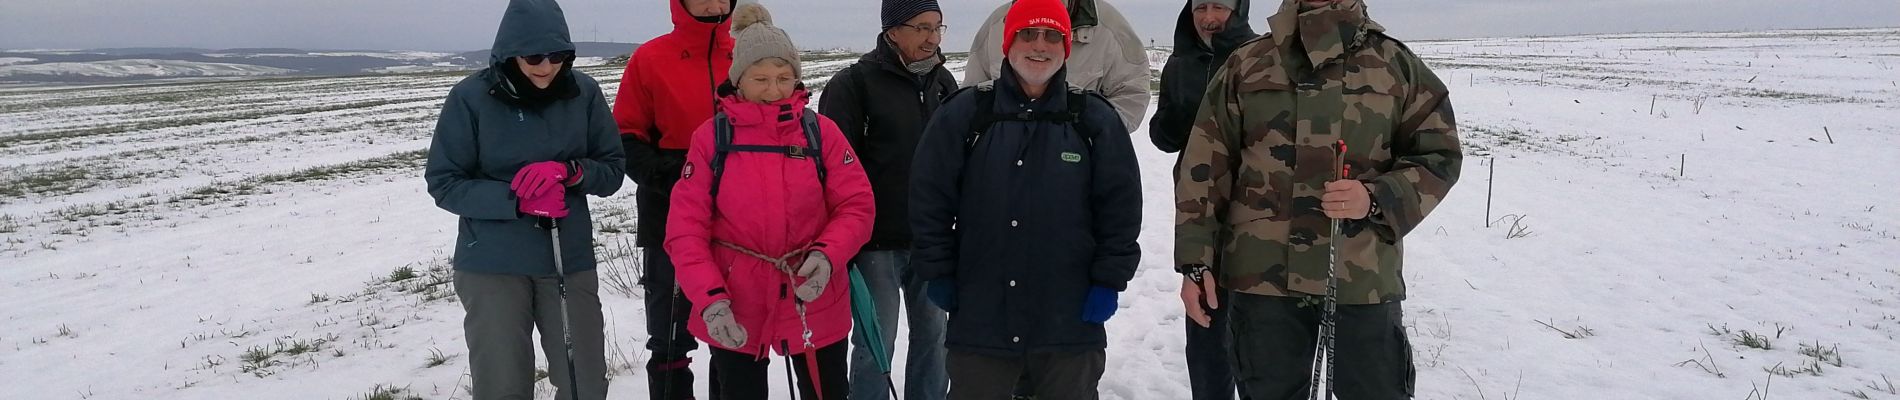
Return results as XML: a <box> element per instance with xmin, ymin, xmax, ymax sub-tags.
<box><xmin>1485</xmin><ymin>159</ymin><xmax>1495</xmax><ymax>228</ymax></box>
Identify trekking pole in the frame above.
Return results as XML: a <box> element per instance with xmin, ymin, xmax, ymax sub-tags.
<box><xmin>1308</xmin><ymin>142</ymin><xmax>1347</xmax><ymax>400</ymax></box>
<box><xmin>782</xmin><ymin>345</ymin><xmax>801</xmax><ymax>400</ymax></box>
<box><xmin>660</xmin><ymin>279</ymin><xmax>684</xmax><ymax>400</ymax></box>
<box><xmin>543</xmin><ymin>217</ymin><xmax>584</xmax><ymax>400</ymax></box>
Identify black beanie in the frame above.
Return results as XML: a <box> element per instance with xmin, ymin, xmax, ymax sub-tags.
<box><xmin>881</xmin><ymin>0</ymin><xmax>941</xmax><ymax>30</ymax></box>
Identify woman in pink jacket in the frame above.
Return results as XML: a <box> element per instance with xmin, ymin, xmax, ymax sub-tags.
<box><xmin>664</xmin><ymin>4</ymin><xmax>873</xmax><ymax>400</ymax></box>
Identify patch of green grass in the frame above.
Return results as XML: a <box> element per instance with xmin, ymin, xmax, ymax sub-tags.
<box><xmin>424</xmin><ymin>348</ymin><xmax>454</xmax><ymax>368</ymax></box>
<box><xmin>1733</xmin><ymin>330</ymin><xmax>1774</xmax><ymax>350</ymax></box>
<box><xmin>1798</xmin><ymin>341</ymin><xmax>1843</xmax><ymax>367</ymax></box>
<box><xmin>387</xmin><ymin>265</ymin><xmax>418</xmax><ymax>283</ymax></box>
<box><xmin>352</xmin><ymin>384</ymin><xmax>423</xmax><ymax>400</ymax></box>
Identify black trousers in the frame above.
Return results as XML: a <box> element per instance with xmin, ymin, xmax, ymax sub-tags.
<box><xmin>712</xmin><ymin>341</ymin><xmax>850</xmax><ymax>400</ymax></box>
<box><xmin>643</xmin><ymin>248</ymin><xmax>717</xmax><ymax>400</ymax></box>
<box><xmin>948</xmin><ymin>350</ymin><xmax>1105</xmax><ymax>400</ymax></box>
<box><xmin>1229</xmin><ymin>293</ymin><xmax>1415</xmax><ymax>400</ymax></box>
<box><xmin>1189</xmin><ymin>286</ymin><xmax>1244</xmax><ymax>400</ymax></box>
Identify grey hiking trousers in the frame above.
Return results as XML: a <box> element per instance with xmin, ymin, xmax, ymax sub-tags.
<box><xmin>455</xmin><ymin>270</ymin><xmax>609</xmax><ymax>400</ymax></box>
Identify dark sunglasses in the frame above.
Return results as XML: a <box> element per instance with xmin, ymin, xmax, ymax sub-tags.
<box><xmin>1014</xmin><ymin>28</ymin><xmax>1065</xmax><ymax>45</ymax></box>
<box><xmin>519</xmin><ymin>51</ymin><xmax>576</xmax><ymax>66</ymax></box>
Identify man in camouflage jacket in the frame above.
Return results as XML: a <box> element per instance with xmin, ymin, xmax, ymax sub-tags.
<box><xmin>1173</xmin><ymin>0</ymin><xmax>1460</xmax><ymax>398</ymax></box>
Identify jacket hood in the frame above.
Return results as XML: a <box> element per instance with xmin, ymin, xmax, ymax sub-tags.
<box><xmin>1267</xmin><ymin>0</ymin><xmax>1384</xmax><ymax>68</ymax></box>
<box><xmin>490</xmin><ymin>0</ymin><xmax>577</xmax><ymax>65</ymax></box>
<box><xmin>670</xmin><ymin>0</ymin><xmax>734</xmax><ymax>42</ymax></box>
<box><xmin>1170</xmin><ymin>0</ymin><xmax>1256</xmax><ymax>57</ymax></box>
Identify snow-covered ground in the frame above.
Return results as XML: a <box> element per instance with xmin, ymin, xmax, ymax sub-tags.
<box><xmin>0</xmin><ymin>59</ymin><xmax>297</xmax><ymax>79</ymax></box>
<box><xmin>2</xmin><ymin>28</ymin><xmax>1897</xmax><ymax>399</ymax></box>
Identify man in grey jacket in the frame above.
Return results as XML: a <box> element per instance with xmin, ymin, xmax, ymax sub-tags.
<box><xmin>423</xmin><ymin>0</ymin><xmax>626</xmax><ymax>398</ymax></box>
<box><xmin>965</xmin><ymin>0</ymin><xmax>1151</xmax><ymax>133</ymax></box>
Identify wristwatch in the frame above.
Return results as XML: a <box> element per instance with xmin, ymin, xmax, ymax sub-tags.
<box><xmin>1176</xmin><ymin>264</ymin><xmax>1212</xmax><ymax>282</ymax></box>
<box><xmin>1364</xmin><ymin>183</ymin><xmax>1382</xmax><ymax>220</ymax></box>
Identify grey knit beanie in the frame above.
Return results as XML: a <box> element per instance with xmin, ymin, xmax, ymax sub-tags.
<box><xmin>728</xmin><ymin>3</ymin><xmax>800</xmax><ymax>84</ymax></box>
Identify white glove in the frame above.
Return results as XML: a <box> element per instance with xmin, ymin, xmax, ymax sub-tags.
<box><xmin>701</xmin><ymin>299</ymin><xmax>747</xmax><ymax>349</ymax></box>
<box><xmin>794</xmin><ymin>251</ymin><xmax>832</xmax><ymax>302</ymax></box>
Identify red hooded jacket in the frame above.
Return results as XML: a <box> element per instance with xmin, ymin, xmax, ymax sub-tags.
<box><xmin>614</xmin><ymin>0</ymin><xmax>733</xmax><ymax>149</ymax></box>
<box><xmin>664</xmin><ymin>89</ymin><xmax>875</xmax><ymax>357</ymax></box>
<box><xmin>613</xmin><ymin>0</ymin><xmax>735</xmax><ymax>247</ymax></box>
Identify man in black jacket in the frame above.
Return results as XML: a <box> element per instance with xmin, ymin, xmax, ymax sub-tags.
<box><xmin>910</xmin><ymin>0</ymin><xmax>1141</xmax><ymax>397</ymax></box>
<box><xmin>816</xmin><ymin>0</ymin><xmax>957</xmax><ymax>398</ymax></box>
<box><xmin>1149</xmin><ymin>2</ymin><xmax>1258</xmax><ymax>399</ymax></box>
<box><xmin>1150</xmin><ymin>0</ymin><xmax>1256</xmax><ymax>160</ymax></box>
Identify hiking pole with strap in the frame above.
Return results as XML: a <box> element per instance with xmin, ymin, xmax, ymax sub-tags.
<box><xmin>541</xmin><ymin>217</ymin><xmax>584</xmax><ymax>400</ymax></box>
<box><xmin>1309</xmin><ymin>141</ymin><xmax>1347</xmax><ymax>400</ymax></box>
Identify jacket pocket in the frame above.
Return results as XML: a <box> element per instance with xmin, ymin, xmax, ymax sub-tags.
<box><xmin>459</xmin><ymin>218</ymin><xmax>480</xmax><ymax>248</ymax></box>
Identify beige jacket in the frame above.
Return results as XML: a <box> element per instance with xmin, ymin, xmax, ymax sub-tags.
<box><xmin>964</xmin><ymin>0</ymin><xmax>1152</xmax><ymax>132</ymax></box>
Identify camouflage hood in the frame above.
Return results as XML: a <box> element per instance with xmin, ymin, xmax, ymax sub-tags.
<box><xmin>1267</xmin><ymin>0</ymin><xmax>1385</xmax><ymax>69</ymax></box>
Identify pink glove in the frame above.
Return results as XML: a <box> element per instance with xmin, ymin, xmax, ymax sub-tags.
<box><xmin>511</xmin><ymin>161</ymin><xmax>573</xmax><ymax>199</ymax></box>
<box><xmin>518</xmin><ymin>190</ymin><xmax>569</xmax><ymax>218</ymax></box>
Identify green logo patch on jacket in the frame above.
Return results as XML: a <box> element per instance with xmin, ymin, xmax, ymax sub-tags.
<box><xmin>1061</xmin><ymin>152</ymin><xmax>1083</xmax><ymax>163</ymax></box>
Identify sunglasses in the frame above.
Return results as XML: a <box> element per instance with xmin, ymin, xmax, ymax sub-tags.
<box><xmin>1014</xmin><ymin>28</ymin><xmax>1065</xmax><ymax>45</ymax></box>
<box><xmin>518</xmin><ymin>51</ymin><xmax>576</xmax><ymax>66</ymax></box>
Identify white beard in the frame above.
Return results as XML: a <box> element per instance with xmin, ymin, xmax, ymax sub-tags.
<box><xmin>1009</xmin><ymin>55</ymin><xmax>1061</xmax><ymax>87</ymax></box>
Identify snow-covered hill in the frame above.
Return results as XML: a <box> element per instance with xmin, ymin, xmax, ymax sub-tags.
<box><xmin>1</xmin><ymin>28</ymin><xmax>1896</xmax><ymax>399</ymax></box>
<box><xmin>0</xmin><ymin>59</ymin><xmax>298</xmax><ymax>79</ymax></box>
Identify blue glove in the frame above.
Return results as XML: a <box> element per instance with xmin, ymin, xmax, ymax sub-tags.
<box><xmin>926</xmin><ymin>279</ymin><xmax>958</xmax><ymax>313</ymax></box>
<box><xmin>1082</xmin><ymin>286</ymin><xmax>1118</xmax><ymax>324</ymax></box>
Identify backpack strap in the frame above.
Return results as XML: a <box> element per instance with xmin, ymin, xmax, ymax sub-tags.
<box><xmin>964</xmin><ymin>81</ymin><xmax>1101</xmax><ymax>155</ymax></box>
<box><xmin>710</xmin><ymin>111</ymin><xmax>734</xmax><ymax>199</ymax></box>
<box><xmin>708</xmin><ymin>109</ymin><xmax>828</xmax><ymax>200</ymax></box>
<box><xmin>801</xmin><ymin>108</ymin><xmax>827</xmax><ymax>184</ymax></box>
<box><xmin>1066</xmin><ymin>87</ymin><xmax>1096</xmax><ymax>147</ymax></box>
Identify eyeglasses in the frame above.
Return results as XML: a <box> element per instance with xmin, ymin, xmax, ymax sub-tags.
<box><xmin>899</xmin><ymin>23</ymin><xmax>949</xmax><ymax>36</ymax></box>
<box><xmin>1014</xmin><ymin>28</ymin><xmax>1065</xmax><ymax>45</ymax></box>
<box><xmin>519</xmin><ymin>51</ymin><xmax>576</xmax><ymax>66</ymax></box>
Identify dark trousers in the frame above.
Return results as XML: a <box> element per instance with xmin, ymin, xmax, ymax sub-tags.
<box><xmin>711</xmin><ymin>341</ymin><xmax>850</xmax><ymax>400</ymax></box>
<box><xmin>948</xmin><ymin>350</ymin><xmax>1105</xmax><ymax>400</ymax></box>
<box><xmin>1189</xmin><ymin>287</ymin><xmax>1245</xmax><ymax>400</ymax></box>
<box><xmin>1229</xmin><ymin>293</ymin><xmax>1415</xmax><ymax>400</ymax></box>
<box><xmin>643</xmin><ymin>248</ymin><xmax>717</xmax><ymax>400</ymax></box>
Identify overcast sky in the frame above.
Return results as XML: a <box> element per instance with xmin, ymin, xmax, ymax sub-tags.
<box><xmin>2</xmin><ymin>0</ymin><xmax>1896</xmax><ymax>53</ymax></box>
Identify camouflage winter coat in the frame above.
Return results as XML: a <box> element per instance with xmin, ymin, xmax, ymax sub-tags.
<box><xmin>1174</xmin><ymin>0</ymin><xmax>1461</xmax><ymax>305</ymax></box>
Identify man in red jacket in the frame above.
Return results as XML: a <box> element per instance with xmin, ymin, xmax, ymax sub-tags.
<box><xmin>610</xmin><ymin>0</ymin><xmax>732</xmax><ymax>398</ymax></box>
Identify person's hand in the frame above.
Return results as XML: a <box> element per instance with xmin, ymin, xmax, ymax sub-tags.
<box><xmin>1082</xmin><ymin>286</ymin><xmax>1119</xmax><ymax>324</ymax></box>
<box><xmin>517</xmin><ymin>190</ymin><xmax>568</xmax><ymax>219</ymax></box>
<box><xmin>1321</xmin><ymin>180</ymin><xmax>1371</xmax><ymax>220</ymax></box>
<box><xmin>511</xmin><ymin>161</ymin><xmax>573</xmax><ymax>199</ymax></box>
<box><xmin>702</xmin><ymin>299</ymin><xmax>747</xmax><ymax>348</ymax></box>
<box><xmin>1181</xmin><ymin>268</ymin><xmax>1219</xmax><ymax>328</ymax></box>
<box><xmin>926</xmin><ymin>279</ymin><xmax>958</xmax><ymax>313</ymax></box>
<box><xmin>793</xmin><ymin>251</ymin><xmax>832</xmax><ymax>302</ymax></box>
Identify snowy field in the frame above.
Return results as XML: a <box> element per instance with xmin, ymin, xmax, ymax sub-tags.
<box><xmin>1</xmin><ymin>28</ymin><xmax>1897</xmax><ymax>399</ymax></box>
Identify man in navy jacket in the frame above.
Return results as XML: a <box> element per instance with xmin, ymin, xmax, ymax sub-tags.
<box><xmin>908</xmin><ymin>0</ymin><xmax>1141</xmax><ymax>397</ymax></box>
